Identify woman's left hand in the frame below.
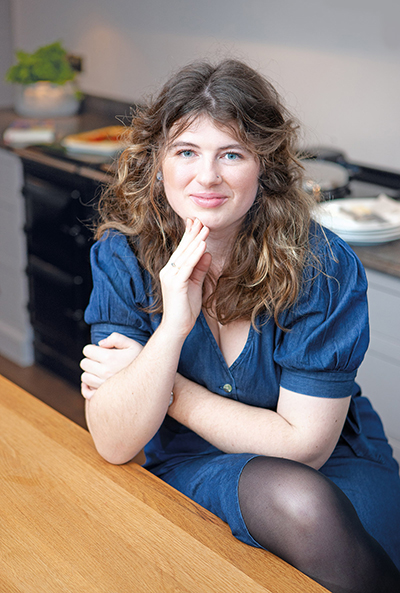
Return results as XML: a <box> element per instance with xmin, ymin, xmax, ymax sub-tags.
<box><xmin>80</xmin><ymin>332</ymin><xmax>143</xmax><ymax>399</ymax></box>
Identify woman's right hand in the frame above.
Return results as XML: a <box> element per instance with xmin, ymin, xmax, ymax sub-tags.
<box><xmin>159</xmin><ymin>218</ymin><xmax>212</xmax><ymax>339</ymax></box>
<box><xmin>84</xmin><ymin>219</ymin><xmax>211</xmax><ymax>464</ymax></box>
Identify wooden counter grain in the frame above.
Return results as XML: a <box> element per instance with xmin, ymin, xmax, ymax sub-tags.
<box><xmin>0</xmin><ymin>375</ymin><xmax>327</xmax><ymax>592</ymax></box>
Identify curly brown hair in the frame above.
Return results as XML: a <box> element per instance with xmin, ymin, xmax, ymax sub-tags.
<box><xmin>95</xmin><ymin>59</ymin><xmax>317</xmax><ymax>327</ymax></box>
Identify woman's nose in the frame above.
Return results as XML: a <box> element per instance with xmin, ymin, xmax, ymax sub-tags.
<box><xmin>196</xmin><ymin>159</ymin><xmax>222</xmax><ymax>186</ymax></box>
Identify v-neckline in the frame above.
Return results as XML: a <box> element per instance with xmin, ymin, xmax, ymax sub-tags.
<box><xmin>199</xmin><ymin>311</ymin><xmax>254</xmax><ymax>371</ymax></box>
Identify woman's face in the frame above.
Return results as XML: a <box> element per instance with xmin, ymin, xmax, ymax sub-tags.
<box><xmin>160</xmin><ymin>115</ymin><xmax>260</xmax><ymax>239</ymax></box>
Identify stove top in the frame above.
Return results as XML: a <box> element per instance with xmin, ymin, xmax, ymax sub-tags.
<box><xmin>307</xmin><ymin>147</ymin><xmax>400</xmax><ymax>201</ymax></box>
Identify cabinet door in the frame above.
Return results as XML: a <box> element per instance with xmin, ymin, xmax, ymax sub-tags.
<box><xmin>24</xmin><ymin>174</ymin><xmax>93</xmax><ymax>277</ymax></box>
<box><xmin>21</xmin><ymin>161</ymin><xmax>101</xmax><ymax>384</ymax></box>
<box><xmin>27</xmin><ymin>255</ymin><xmax>90</xmax><ymax>363</ymax></box>
<box><xmin>357</xmin><ymin>269</ymin><xmax>400</xmax><ymax>464</ymax></box>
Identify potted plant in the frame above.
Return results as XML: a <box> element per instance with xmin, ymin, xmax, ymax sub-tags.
<box><xmin>5</xmin><ymin>41</ymin><xmax>81</xmax><ymax>117</ymax></box>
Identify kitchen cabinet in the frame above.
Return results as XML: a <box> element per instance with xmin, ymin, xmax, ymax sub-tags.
<box><xmin>22</xmin><ymin>157</ymin><xmax>104</xmax><ymax>385</ymax></box>
<box><xmin>0</xmin><ymin>147</ymin><xmax>33</xmax><ymax>365</ymax></box>
<box><xmin>356</xmin><ymin>268</ymin><xmax>400</xmax><ymax>465</ymax></box>
<box><xmin>0</xmin><ymin>98</ymin><xmax>128</xmax><ymax>385</ymax></box>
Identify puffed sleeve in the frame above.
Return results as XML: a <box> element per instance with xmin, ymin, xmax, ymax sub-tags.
<box><xmin>84</xmin><ymin>231</ymin><xmax>158</xmax><ymax>345</ymax></box>
<box><xmin>274</xmin><ymin>226</ymin><xmax>369</xmax><ymax>398</ymax></box>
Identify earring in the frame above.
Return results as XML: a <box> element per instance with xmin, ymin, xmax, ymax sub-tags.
<box><xmin>156</xmin><ymin>171</ymin><xmax>163</xmax><ymax>181</ymax></box>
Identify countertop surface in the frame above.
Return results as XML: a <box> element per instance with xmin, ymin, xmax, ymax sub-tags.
<box><xmin>352</xmin><ymin>241</ymin><xmax>400</xmax><ymax>280</ymax></box>
<box><xmin>0</xmin><ymin>97</ymin><xmax>130</xmax><ymax>182</ymax></box>
<box><xmin>1</xmin><ymin>103</ymin><xmax>399</xmax><ymax>280</ymax></box>
<box><xmin>0</xmin><ymin>374</ymin><xmax>327</xmax><ymax>593</ymax></box>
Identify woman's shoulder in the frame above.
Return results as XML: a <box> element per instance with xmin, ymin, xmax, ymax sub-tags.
<box><xmin>92</xmin><ymin>229</ymin><xmax>135</xmax><ymax>257</ymax></box>
<box><xmin>308</xmin><ymin>220</ymin><xmax>366</xmax><ymax>279</ymax></box>
<box><xmin>273</xmin><ymin>221</ymin><xmax>370</xmax><ymax>386</ymax></box>
<box><xmin>91</xmin><ymin>230</ymin><xmax>142</xmax><ymax>273</ymax></box>
<box><xmin>286</xmin><ymin>220</ymin><xmax>369</xmax><ymax>321</ymax></box>
<box><xmin>309</xmin><ymin>219</ymin><xmax>355</xmax><ymax>255</ymax></box>
<box><xmin>90</xmin><ymin>229</ymin><xmax>152</xmax><ymax>301</ymax></box>
<box><xmin>85</xmin><ymin>229</ymin><xmax>156</xmax><ymax>330</ymax></box>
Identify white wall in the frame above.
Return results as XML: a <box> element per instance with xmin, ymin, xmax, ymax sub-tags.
<box><xmin>0</xmin><ymin>0</ymin><xmax>14</xmax><ymax>107</ymax></box>
<box><xmin>8</xmin><ymin>0</ymin><xmax>400</xmax><ymax>169</ymax></box>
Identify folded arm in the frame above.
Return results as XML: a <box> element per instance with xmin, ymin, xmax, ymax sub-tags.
<box><xmin>169</xmin><ymin>374</ymin><xmax>350</xmax><ymax>470</ymax></box>
<box><xmin>84</xmin><ymin>327</ymin><xmax>183</xmax><ymax>464</ymax></box>
<box><xmin>82</xmin><ymin>332</ymin><xmax>350</xmax><ymax>469</ymax></box>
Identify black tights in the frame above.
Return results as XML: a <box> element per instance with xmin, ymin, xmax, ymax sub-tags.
<box><xmin>238</xmin><ymin>456</ymin><xmax>400</xmax><ymax>593</ymax></box>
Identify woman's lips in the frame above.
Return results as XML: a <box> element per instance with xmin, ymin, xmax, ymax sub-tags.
<box><xmin>189</xmin><ymin>193</ymin><xmax>228</xmax><ymax>208</ymax></box>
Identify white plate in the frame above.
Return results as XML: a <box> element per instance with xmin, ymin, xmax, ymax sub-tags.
<box><xmin>315</xmin><ymin>195</ymin><xmax>400</xmax><ymax>232</ymax></box>
<box><xmin>337</xmin><ymin>234</ymin><xmax>400</xmax><ymax>246</ymax></box>
<box><xmin>327</xmin><ymin>227</ymin><xmax>400</xmax><ymax>245</ymax></box>
<box><xmin>324</xmin><ymin>224</ymin><xmax>400</xmax><ymax>236</ymax></box>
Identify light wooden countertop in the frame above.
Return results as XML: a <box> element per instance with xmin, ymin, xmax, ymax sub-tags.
<box><xmin>0</xmin><ymin>374</ymin><xmax>327</xmax><ymax>592</ymax></box>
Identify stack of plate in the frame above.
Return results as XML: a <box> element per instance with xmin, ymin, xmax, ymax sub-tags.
<box><xmin>314</xmin><ymin>194</ymin><xmax>400</xmax><ymax>245</ymax></box>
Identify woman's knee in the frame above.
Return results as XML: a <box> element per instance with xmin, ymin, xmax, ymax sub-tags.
<box><xmin>238</xmin><ymin>456</ymin><xmax>400</xmax><ymax>591</ymax></box>
<box><xmin>238</xmin><ymin>456</ymin><xmax>356</xmax><ymax>538</ymax></box>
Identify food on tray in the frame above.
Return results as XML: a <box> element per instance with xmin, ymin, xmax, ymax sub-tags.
<box><xmin>61</xmin><ymin>125</ymin><xmax>127</xmax><ymax>155</ymax></box>
<box><xmin>338</xmin><ymin>205</ymin><xmax>386</xmax><ymax>223</ymax></box>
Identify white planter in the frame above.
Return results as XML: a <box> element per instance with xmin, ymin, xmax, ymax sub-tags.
<box><xmin>14</xmin><ymin>81</ymin><xmax>80</xmax><ymax>118</ymax></box>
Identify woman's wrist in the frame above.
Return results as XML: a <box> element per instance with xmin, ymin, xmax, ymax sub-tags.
<box><xmin>168</xmin><ymin>373</ymin><xmax>207</xmax><ymax>424</ymax></box>
<box><xmin>157</xmin><ymin>317</ymin><xmax>191</xmax><ymax>346</ymax></box>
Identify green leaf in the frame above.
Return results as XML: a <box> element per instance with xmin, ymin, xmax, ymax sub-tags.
<box><xmin>5</xmin><ymin>41</ymin><xmax>76</xmax><ymax>85</ymax></box>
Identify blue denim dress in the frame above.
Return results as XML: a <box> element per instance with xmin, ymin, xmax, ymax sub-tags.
<box><xmin>85</xmin><ymin>224</ymin><xmax>400</xmax><ymax>568</ymax></box>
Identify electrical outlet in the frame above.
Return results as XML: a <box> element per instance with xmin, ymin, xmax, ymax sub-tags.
<box><xmin>67</xmin><ymin>54</ymin><xmax>83</xmax><ymax>73</ymax></box>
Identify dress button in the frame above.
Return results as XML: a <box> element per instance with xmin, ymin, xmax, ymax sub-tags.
<box><xmin>223</xmin><ymin>383</ymin><xmax>233</xmax><ymax>393</ymax></box>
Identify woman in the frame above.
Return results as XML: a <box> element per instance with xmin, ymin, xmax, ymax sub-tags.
<box><xmin>80</xmin><ymin>60</ymin><xmax>400</xmax><ymax>592</ymax></box>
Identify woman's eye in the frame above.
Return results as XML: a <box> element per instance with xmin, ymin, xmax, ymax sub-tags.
<box><xmin>178</xmin><ymin>150</ymin><xmax>195</xmax><ymax>158</ymax></box>
<box><xmin>224</xmin><ymin>152</ymin><xmax>241</xmax><ymax>161</ymax></box>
